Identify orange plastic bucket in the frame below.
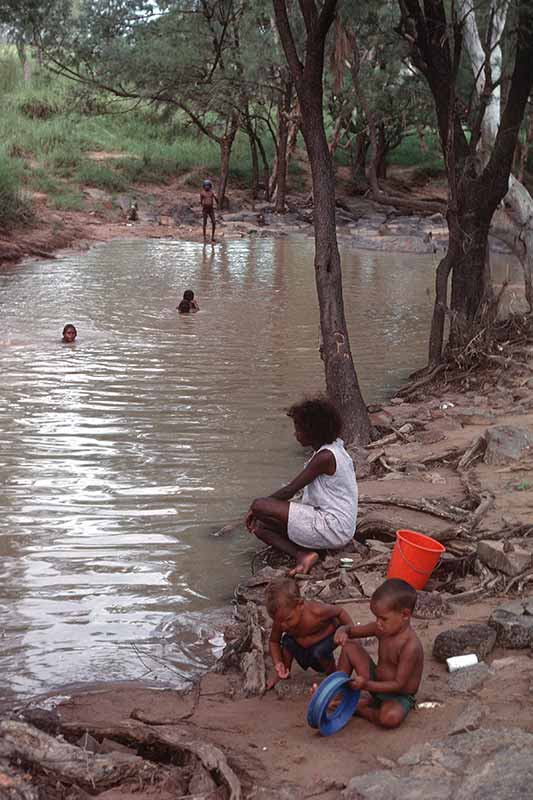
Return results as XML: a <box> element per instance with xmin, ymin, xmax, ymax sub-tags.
<box><xmin>387</xmin><ymin>529</ymin><xmax>445</xmax><ymax>590</ymax></box>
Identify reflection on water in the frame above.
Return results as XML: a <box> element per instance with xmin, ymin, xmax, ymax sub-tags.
<box><xmin>0</xmin><ymin>235</ymin><xmax>516</xmax><ymax>698</ymax></box>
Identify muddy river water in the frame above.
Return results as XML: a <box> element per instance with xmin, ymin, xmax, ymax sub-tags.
<box><xmin>0</xmin><ymin>235</ymin><xmax>512</xmax><ymax>699</ymax></box>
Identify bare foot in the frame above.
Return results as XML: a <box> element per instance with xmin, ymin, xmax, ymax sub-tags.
<box><xmin>289</xmin><ymin>551</ymin><xmax>319</xmax><ymax>576</ymax></box>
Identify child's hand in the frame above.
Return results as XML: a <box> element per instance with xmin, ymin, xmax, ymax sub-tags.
<box><xmin>334</xmin><ymin>626</ymin><xmax>350</xmax><ymax>646</ymax></box>
<box><xmin>275</xmin><ymin>662</ymin><xmax>290</xmax><ymax>680</ymax></box>
<box><xmin>350</xmin><ymin>675</ymin><xmax>366</xmax><ymax>690</ymax></box>
<box><xmin>245</xmin><ymin>509</ymin><xmax>256</xmax><ymax>533</ymax></box>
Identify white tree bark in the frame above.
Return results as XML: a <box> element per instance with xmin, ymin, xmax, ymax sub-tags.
<box><xmin>461</xmin><ymin>0</ymin><xmax>533</xmax><ymax>310</ymax></box>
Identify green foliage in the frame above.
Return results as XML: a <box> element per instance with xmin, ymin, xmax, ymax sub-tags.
<box><xmin>389</xmin><ymin>132</ymin><xmax>443</xmax><ymax>171</ymax></box>
<box><xmin>0</xmin><ymin>154</ymin><xmax>34</xmax><ymax>230</ymax></box>
<box><xmin>75</xmin><ymin>160</ymin><xmax>129</xmax><ymax>191</ymax></box>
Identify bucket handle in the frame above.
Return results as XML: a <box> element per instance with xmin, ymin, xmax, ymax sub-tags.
<box><xmin>397</xmin><ymin>539</ymin><xmax>441</xmax><ymax>576</ymax></box>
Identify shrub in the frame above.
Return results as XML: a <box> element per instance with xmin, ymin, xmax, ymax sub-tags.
<box><xmin>0</xmin><ymin>156</ymin><xmax>34</xmax><ymax>231</ymax></box>
<box><xmin>75</xmin><ymin>160</ymin><xmax>129</xmax><ymax>192</ymax></box>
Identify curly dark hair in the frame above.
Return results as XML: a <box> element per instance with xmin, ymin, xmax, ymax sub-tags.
<box><xmin>287</xmin><ymin>396</ymin><xmax>342</xmax><ymax>445</ymax></box>
<box><xmin>265</xmin><ymin>578</ymin><xmax>301</xmax><ymax>617</ymax></box>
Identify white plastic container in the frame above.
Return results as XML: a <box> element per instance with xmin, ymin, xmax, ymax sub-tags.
<box><xmin>446</xmin><ymin>654</ymin><xmax>479</xmax><ymax>672</ymax></box>
<box><xmin>340</xmin><ymin>557</ymin><xmax>354</xmax><ymax>569</ymax></box>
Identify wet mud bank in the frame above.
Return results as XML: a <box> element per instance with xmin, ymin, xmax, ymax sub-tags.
<box><xmin>2</xmin><ymin>334</ymin><xmax>533</xmax><ymax>799</ymax></box>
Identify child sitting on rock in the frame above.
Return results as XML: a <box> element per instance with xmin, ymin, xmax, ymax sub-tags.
<box><xmin>247</xmin><ymin>396</ymin><xmax>358</xmax><ymax>576</ymax></box>
<box><xmin>265</xmin><ymin>578</ymin><xmax>354</xmax><ymax>690</ymax></box>
<box><xmin>333</xmin><ymin>578</ymin><xmax>423</xmax><ymax>728</ymax></box>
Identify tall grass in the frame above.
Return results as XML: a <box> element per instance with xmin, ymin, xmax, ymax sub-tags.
<box><xmin>0</xmin><ymin>155</ymin><xmax>34</xmax><ymax>231</ymax></box>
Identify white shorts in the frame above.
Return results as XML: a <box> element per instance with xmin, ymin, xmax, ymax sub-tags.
<box><xmin>287</xmin><ymin>502</ymin><xmax>353</xmax><ymax>550</ymax></box>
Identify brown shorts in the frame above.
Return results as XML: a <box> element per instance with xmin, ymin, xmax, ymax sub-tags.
<box><xmin>202</xmin><ymin>207</ymin><xmax>215</xmax><ymax>223</ymax></box>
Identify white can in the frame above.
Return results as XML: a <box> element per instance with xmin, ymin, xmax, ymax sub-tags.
<box><xmin>446</xmin><ymin>654</ymin><xmax>479</xmax><ymax>672</ymax></box>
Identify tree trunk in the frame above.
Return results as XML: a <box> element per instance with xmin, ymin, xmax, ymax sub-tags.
<box><xmin>299</xmin><ymin>88</ymin><xmax>370</xmax><ymax>444</ymax></box>
<box><xmin>275</xmin><ymin>79</ymin><xmax>292</xmax><ymax>213</ymax></box>
<box><xmin>272</xmin><ymin>0</ymin><xmax>370</xmax><ymax>445</ymax></box>
<box><xmin>217</xmin><ymin>112</ymin><xmax>239</xmax><ymax>208</ymax></box>
<box><xmin>350</xmin><ymin>132</ymin><xmax>369</xmax><ymax>185</ymax></box>
<box><xmin>247</xmin><ymin>127</ymin><xmax>260</xmax><ymax>200</ymax></box>
<box><xmin>256</xmin><ymin>136</ymin><xmax>271</xmax><ymax>201</ymax></box>
<box><xmin>375</xmin><ymin>122</ymin><xmax>388</xmax><ymax>179</ymax></box>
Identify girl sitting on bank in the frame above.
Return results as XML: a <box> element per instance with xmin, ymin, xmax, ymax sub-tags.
<box><xmin>246</xmin><ymin>397</ymin><xmax>358</xmax><ymax>576</ymax></box>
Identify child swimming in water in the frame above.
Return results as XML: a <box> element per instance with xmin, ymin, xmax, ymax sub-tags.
<box><xmin>62</xmin><ymin>324</ymin><xmax>77</xmax><ymax>343</ymax></box>
<box><xmin>246</xmin><ymin>397</ymin><xmax>358</xmax><ymax>576</ymax></box>
<box><xmin>179</xmin><ymin>290</ymin><xmax>199</xmax><ymax>311</ymax></box>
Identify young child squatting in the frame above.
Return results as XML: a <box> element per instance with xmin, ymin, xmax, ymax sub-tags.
<box><xmin>334</xmin><ymin>578</ymin><xmax>423</xmax><ymax>728</ymax></box>
<box><xmin>265</xmin><ymin>578</ymin><xmax>354</xmax><ymax>690</ymax></box>
<box><xmin>247</xmin><ymin>397</ymin><xmax>358</xmax><ymax>576</ymax></box>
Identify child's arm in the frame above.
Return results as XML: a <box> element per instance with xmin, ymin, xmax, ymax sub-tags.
<box><xmin>334</xmin><ymin>621</ymin><xmax>378</xmax><ymax>646</ymax></box>
<box><xmin>353</xmin><ymin>639</ymin><xmax>419</xmax><ymax>694</ymax></box>
<box><xmin>270</xmin><ymin>450</ymin><xmax>335</xmax><ymax>501</ymax></box>
<box><xmin>269</xmin><ymin>622</ymin><xmax>290</xmax><ymax>682</ymax></box>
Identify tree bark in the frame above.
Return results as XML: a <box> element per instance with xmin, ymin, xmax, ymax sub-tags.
<box><xmin>273</xmin><ymin>0</ymin><xmax>371</xmax><ymax>445</ymax></box>
<box><xmin>275</xmin><ymin>78</ymin><xmax>292</xmax><ymax>213</ymax></box>
<box><xmin>218</xmin><ymin>111</ymin><xmax>239</xmax><ymax>208</ymax></box>
<box><xmin>399</xmin><ymin>0</ymin><xmax>533</xmax><ymax>360</ymax></box>
<box><xmin>256</xmin><ymin>135</ymin><xmax>271</xmax><ymax>201</ymax></box>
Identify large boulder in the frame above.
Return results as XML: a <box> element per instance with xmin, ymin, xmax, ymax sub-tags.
<box><xmin>343</xmin><ymin>728</ymin><xmax>533</xmax><ymax>800</ymax></box>
<box><xmin>448</xmin><ymin>662</ymin><xmax>491</xmax><ymax>693</ymax></box>
<box><xmin>477</xmin><ymin>540</ymin><xmax>533</xmax><ymax>577</ymax></box>
<box><xmin>483</xmin><ymin>426</ymin><xmax>533</xmax><ymax>465</ymax></box>
<box><xmin>433</xmin><ymin>624</ymin><xmax>496</xmax><ymax>662</ymax></box>
<box><xmin>489</xmin><ymin>598</ymin><xmax>533</xmax><ymax>648</ymax></box>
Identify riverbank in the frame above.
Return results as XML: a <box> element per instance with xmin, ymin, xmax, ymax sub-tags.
<box><xmin>0</xmin><ymin>167</ymin><xmax>458</xmax><ymax>268</ymax></box>
<box><xmin>2</xmin><ymin>335</ymin><xmax>533</xmax><ymax>798</ymax></box>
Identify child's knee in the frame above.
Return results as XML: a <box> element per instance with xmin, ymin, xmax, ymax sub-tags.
<box><xmin>378</xmin><ymin>704</ymin><xmax>405</xmax><ymax>729</ymax></box>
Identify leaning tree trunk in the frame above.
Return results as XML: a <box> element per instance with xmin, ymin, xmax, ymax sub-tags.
<box><xmin>299</xmin><ymin>88</ymin><xmax>371</xmax><ymax>443</ymax></box>
<box><xmin>273</xmin><ymin>0</ymin><xmax>371</xmax><ymax>444</ymax></box>
<box><xmin>256</xmin><ymin>136</ymin><xmax>271</xmax><ymax>201</ymax></box>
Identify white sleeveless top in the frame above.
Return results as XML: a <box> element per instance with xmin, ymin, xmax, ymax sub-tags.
<box><xmin>302</xmin><ymin>438</ymin><xmax>358</xmax><ymax>536</ymax></box>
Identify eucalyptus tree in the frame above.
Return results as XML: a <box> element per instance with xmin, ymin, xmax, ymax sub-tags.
<box><xmin>273</xmin><ymin>0</ymin><xmax>371</xmax><ymax>445</ymax></box>
<box><xmin>461</xmin><ymin>0</ymin><xmax>533</xmax><ymax>313</ymax></box>
<box><xmin>329</xmin><ymin>2</ymin><xmax>436</xmax><ymax>204</ymax></box>
<box><xmin>45</xmin><ymin>0</ymin><xmax>250</xmax><ymax>205</ymax></box>
<box><xmin>396</xmin><ymin>0</ymin><xmax>533</xmax><ymax>363</ymax></box>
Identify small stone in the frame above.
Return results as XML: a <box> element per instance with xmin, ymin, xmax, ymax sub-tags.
<box><xmin>448</xmin><ymin>662</ymin><xmax>490</xmax><ymax>693</ymax></box>
<box><xmin>448</xmin><ymin>704</ymin><xmax>484</xmax><ymax>735</ymax></box>
<box><xmin>433</xmin><ymin>624</ymin><xmax>496</xmax><ymax>662</ymax></box>
<box><xmin>477</xmin><ymin>539</ymin><xmax>532</xmax><ymax>577</ymax></box>
<box><xmin>414</xmin><ymin>592</ymin><xmax>451</xmax><ymax>620</ymax></box>
<box><xmin>389</xmin><ymin>397</ymin><xmax>405</xmax><ymax>405</ymax></box>
<box><xmin>489</xmin><ymin>600</ymin><xmax>533</xmax><ymax>648</ymax></box>
<box><xmin>375</xmin><ymin>756</ymin><xmax>396</xmax><ymax>769</ymax></box>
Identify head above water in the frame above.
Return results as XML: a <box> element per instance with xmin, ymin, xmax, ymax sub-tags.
<box><xmin>62</xmin><ymin>324</ymin><xmax>77</xmax><ymax>342</ymax></box>
<box><xmin>178</xmin><ymin>299</ymin><xmax>191</xmax><ymax>313</ymax></box>
<box><xmin>287</xmin><ymin>396</ymin><xmax>342</xmax><ymax>448</ymax></box>
<box><xmin>265</xmin><ymin>578</ymin><xmax>302</xmax><ymax>620</ymax></box>
<box><xmin>370</xmin><ymin>579</ymin><xmax>417</xmax><ymax>635</ymax></box>
<box><xmin>183</xmin><ymin>290</ymin><xmax>195</xmax><ymax>301</ymax></box>
<box><xmin>202</xmin><ymin>179</ymin><xmax>212</xmax><ymax>189</ymax></box>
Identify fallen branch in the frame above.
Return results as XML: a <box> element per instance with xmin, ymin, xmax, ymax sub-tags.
<box><xmin>0</xmin><ymin>720</ymin><xmax>162</xmax><ymax>792</ymax></box>
<box><xmin>58</xmin><ymin>719</ymin><xmax>242</xmax><ymax>800</ymax></box>
<box><xmin>358</xmin><ymin>494</ymin><xmax>469</xmax><ymax>523</ymax></box>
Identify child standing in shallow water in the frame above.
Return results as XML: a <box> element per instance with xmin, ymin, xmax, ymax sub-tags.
<box><xmin>265</xmin><ymin>578</ymin><xmax>354</xmax><ymax>690</ymax></box>
<box><xmin>246</xmin><ymin>397</ymin><xmax>358</xmax><ymax>576</ymax></box>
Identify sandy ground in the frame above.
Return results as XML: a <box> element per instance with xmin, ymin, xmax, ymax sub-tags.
<box><xmin>26</xmin><ymin>596</ymin><xmax>531</xmax><ymax>798</ymax></box>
